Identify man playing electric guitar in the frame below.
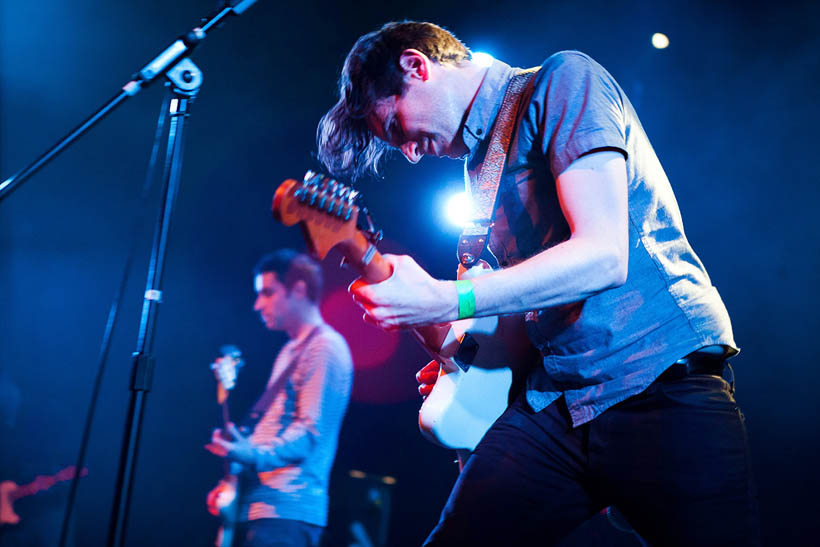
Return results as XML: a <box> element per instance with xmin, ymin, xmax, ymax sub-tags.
<box><xmin>205</xmin><ymin>250</ymin><xmax>353</xmax><ymax>547</ymax></box>
<box><xmin>318</xmin><ymin>21</ymin><xmax>759</xmax><ymax>547</ymax></box>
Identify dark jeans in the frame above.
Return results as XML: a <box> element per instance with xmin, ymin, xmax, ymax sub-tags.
<box><xmin>236</xmin><ymin>518</ymin><xmax>323</xmax><ymax>547</ymax></box>
<box><xmin>424</xmin><ymin>373</ymin><xmax>760</xmax><ymax>546</ymax></box>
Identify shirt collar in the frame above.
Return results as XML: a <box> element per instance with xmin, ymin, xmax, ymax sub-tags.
<box><xmin>461</xmin><ymin>58</ymin><xmax>517</xmax><ymax>157</ymax></box>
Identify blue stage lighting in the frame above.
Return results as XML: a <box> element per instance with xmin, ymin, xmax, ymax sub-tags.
<box><xmin>472</xmin><ymin>52</ymin><xmax>494</xmax><ymax>67</ymax></box>
<box><xmin>445</xmin><ymin>191</ymin><xmax>472</xmax><ymax>227</ymax></box>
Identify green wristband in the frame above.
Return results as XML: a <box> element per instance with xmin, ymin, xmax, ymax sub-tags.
<box><xmin>455</xmin><ymin>279</ymin><xmax>476</xmax><ymax>320</ymax></box>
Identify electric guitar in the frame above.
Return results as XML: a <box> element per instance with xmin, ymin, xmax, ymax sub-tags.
<box><xmin>210</xmin><ymin>345</ymin><xmax>244</xmax><ymax>547</ymax></box>
<box><xmin>0</xmin><ymin>466</ymin><xmax>88</xmax><ymax>526</ymax></box>
<box><xmin>273</xmin><ymin>171</ymin><xmax>535</xmax><ymax>451</ymax></box>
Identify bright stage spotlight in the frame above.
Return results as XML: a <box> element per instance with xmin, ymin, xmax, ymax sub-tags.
<box><xmin>445</xmin><ymin>191</ymin><xmax>472</xmax><ymax>227</ymax></box>
<box><xmin>472</xmin><ymin>51</ymin><xmax>494</xmax><ymax>67</ymax></box>
<box><xmin>652</xmin><ymin>33</ymin><xmax>670</xmax><ymax>49</ymax></box>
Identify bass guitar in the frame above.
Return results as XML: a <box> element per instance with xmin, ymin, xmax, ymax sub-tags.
<box><xmin>209</xmin><ymin>344</ymin><xmax>244</xmax><ymax>547</ymax></box>
<box><xmin>273</xmin><ymin>171</ymin><xmax>535</xmax><ymax>451</ymax></box>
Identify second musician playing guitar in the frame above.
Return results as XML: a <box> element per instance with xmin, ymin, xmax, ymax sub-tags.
<box><xmin>205</xmin><ymin>250</ymin><xmax>353</xmax><ymax>547</ymax></box>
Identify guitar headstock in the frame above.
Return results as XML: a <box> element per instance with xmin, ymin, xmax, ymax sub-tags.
<box><xmin>211</xmin><ymin>345</ymin><xmax>244</xmax><ymax>404</ymax></box>
<box><xmin>273</xmin><ymin>171</ymin><xmax>382</xmax><ymax>260</ymax></box>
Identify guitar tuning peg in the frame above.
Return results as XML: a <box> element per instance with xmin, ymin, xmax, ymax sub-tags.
<box><xmin>304</xmin><ymin>171</ymin><xmax>322</xmax><ymax>186</ymax></box>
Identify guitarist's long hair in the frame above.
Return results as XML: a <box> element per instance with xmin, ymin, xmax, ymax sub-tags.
<box><xmin>317</xmin><ymin>21</ymin><xmax>471</xmax><ymax>180</ymax></box>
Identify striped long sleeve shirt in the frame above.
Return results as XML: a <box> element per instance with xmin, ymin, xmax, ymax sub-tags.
<box><xmin>240</xmin><ymin>323</ymin><xmax>352</xmax><ymax>527</ymax></box>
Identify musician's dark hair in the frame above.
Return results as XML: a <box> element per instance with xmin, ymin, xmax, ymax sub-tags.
<box><xmin>253</xmin><ymin>249</ymin><xmax>323</xmax><ymax>303</ymax></box>
<box><xmin>317</xmin><ymin>21</ymin><xmax>471</xmax><ymax>180</ymax></box>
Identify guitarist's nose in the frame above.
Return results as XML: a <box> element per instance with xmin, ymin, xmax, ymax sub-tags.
<box><xmin>400</xmin><ymin>141</ymin><xmax>422</xmax><ymax>163</ymax></box>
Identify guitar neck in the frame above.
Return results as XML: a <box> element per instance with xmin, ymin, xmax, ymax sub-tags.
<box><xmin>272</xmin><ymin>172</ymin><xmax>450</xmax><ymax>355</ymax></box>
<box><xmin>221</xmin><ymin>400</ymin><xmax>231</xmax><ymax>429</ymax></box>
<box><xmin>10</xmin><ymin>466</ymin><xmax>85</xmax><ymax>501</ymax></box>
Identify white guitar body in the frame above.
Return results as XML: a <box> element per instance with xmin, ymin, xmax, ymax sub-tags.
<box><xmin>418</xmin><ymin>314</ymin><xmax>513</xmax><ymax>451</ymax></box>
<box><xmin>416</xmin><ymin>261</ymin><xmax>534</xmax><ymax>451</ymax></box>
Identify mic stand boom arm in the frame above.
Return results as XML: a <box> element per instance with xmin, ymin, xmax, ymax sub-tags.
<box><xmin>0</xmin><ymin>0</ymin><xmax>258</xmax><ymax>202</ymax></box>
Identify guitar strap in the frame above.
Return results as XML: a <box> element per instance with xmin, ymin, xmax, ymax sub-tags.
<box><xmin>458</xmin><ymin>67</ymin><xmax>539</xmax><ymax>267</ymax></box>
<box><xmin>241</xmin><ymin>324</ymin><xmax>322</xmax><ymax>430</ymax></box>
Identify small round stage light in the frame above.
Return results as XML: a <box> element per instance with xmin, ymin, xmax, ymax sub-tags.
<box><xmin>472</xmin><ymin>51</ymin><xmax>494</xmax><ymax>67</ymax></box>
<box><xmin>652</xmin><ymin>33</ymin><xmax>670</xmax><ymax>49</ymax></box>
<box><xmin>446</xmin><ymin>191</ymin><xmax>472</xmax><ymax>227</ymax></box>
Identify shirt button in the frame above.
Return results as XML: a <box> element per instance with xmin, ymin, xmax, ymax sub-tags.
<box><xmin>476</xmin><ymin>128</ymin><xmax>483</xmax><ymax>135</ymax></box>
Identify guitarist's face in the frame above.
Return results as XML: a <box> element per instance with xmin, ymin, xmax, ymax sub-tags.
<box><xmin>367</xmin><ymin>52</ymin><xmax>468</xmax><ymax>163</ymax></box>
<box><xmin>253</xmin><ymin>272</ymin><xmax>293</xmax><ymax>331</ymax></box>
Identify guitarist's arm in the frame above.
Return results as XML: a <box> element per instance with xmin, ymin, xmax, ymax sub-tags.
<box><xmin>350</xmin><ymin>151</ymin><xmax>628</xmax><ymax>328</ymax></box>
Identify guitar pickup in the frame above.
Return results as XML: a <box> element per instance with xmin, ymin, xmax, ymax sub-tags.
<box><xmin>452</xmin><ymin>332</ymin><xmax>479</xmax><ymax>372</ymax></box>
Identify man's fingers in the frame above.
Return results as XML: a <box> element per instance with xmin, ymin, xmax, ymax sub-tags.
<box><xmin>211</xmin><ymin>428</ymin><xmax>224</xmax><ymax>443</ymax></box>
<box><xmin>210</xmin><ymin>438</ymin><xmax>230</xmax><ymax>449</ymax></box>
<box><xmin>416</xmin><ymin>360</ymin><xmax>440</xmax><ymax>384</ymax></box>
<box><xmin>348</xmin><ymin>277</ymin><xmax>367</xmax><ymax>293</ymax></box>
<box><xmin>349</xmin><ymin>278</ymin><xmax>376</xmax><ymax>307</ymax></box>
<box><xmin>204</xmin><ymin>442</ymin><xmax>228</xmax><ymax>457</ymax></box>
<box><xmin>417</xmin><ymin>369</ymin><xmax>439</xmax><ymax>384</ymax></box>
<box><xmin>226</xmin><ymin>422</ymin><xmax>242</xmax><ymax>439</ymax></box>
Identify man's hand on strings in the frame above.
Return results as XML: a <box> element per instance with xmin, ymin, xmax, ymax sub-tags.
<box><xmin>205</xmin><ymin>423</ymin><xmax>255</xmax><ymax>466</ymax></box>
<box><xmin>349</xmin><ymin>254</ymin><xmax>457</xmax><ymax>330</ymax></box>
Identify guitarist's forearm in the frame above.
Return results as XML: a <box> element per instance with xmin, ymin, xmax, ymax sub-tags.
<box><xmin>468</xmin><ymin>151</ymin><xmax>628</xmax><ymax>318</ymax></box>
<box><xmin>249</xmin><ymin>423</ymin><xmax>317</xmax><ymax>471</ymax></box>
<box><xmin>470</xmin><ymin>236</ymin><xmax>627</xmax><ymax>318</ymax></box>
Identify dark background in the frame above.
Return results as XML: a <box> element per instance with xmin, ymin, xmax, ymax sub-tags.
<box><xmin>1</xmin><ymin>0</ymin><xmax>818</xmax><ymax>545</ymax></box>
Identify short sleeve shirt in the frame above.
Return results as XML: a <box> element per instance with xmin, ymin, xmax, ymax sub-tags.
<box><xmin>463</xmin><ymin>52</ymin><xmax>737</xmax><ymax>426</ymax></box>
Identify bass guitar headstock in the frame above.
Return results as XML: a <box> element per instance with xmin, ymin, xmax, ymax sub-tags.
<box><xmin>211</xmin><ymin>345</ymin><xmax>244</xmax><ymax>405</ymax></box>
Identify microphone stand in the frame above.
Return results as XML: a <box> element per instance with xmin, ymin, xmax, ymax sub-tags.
<box><xmin>105</xmin><ymin>64</ymin><xmax>200</xmax><ymax>547</ymax></box>
<box><xmin>0</xmin><ymin>2</ymin><xmax>260</xmax><ymax>546</ymax></box>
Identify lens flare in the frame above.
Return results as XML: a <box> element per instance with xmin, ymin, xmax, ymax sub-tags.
<box><xmin>652</xmin><ymin>33</ymin><xmax>670</xmax><ymax>49</ymax></box>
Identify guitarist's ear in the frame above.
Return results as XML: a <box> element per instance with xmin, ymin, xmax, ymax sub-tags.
<box><xmin>399</xmin><ymin>49</ymin><xmax>431</xmax><ymax>82</ymax></box>
<box><xmin>289</xmin><ymin>279</ymin><xmax>309</xmax><ymax>301</ymax></box>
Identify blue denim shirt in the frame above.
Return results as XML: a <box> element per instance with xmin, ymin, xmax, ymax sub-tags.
<box><xmin>464</xmin><ymin>52</ymin><xmax>737</xmax><ymax>426</ymax></box>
